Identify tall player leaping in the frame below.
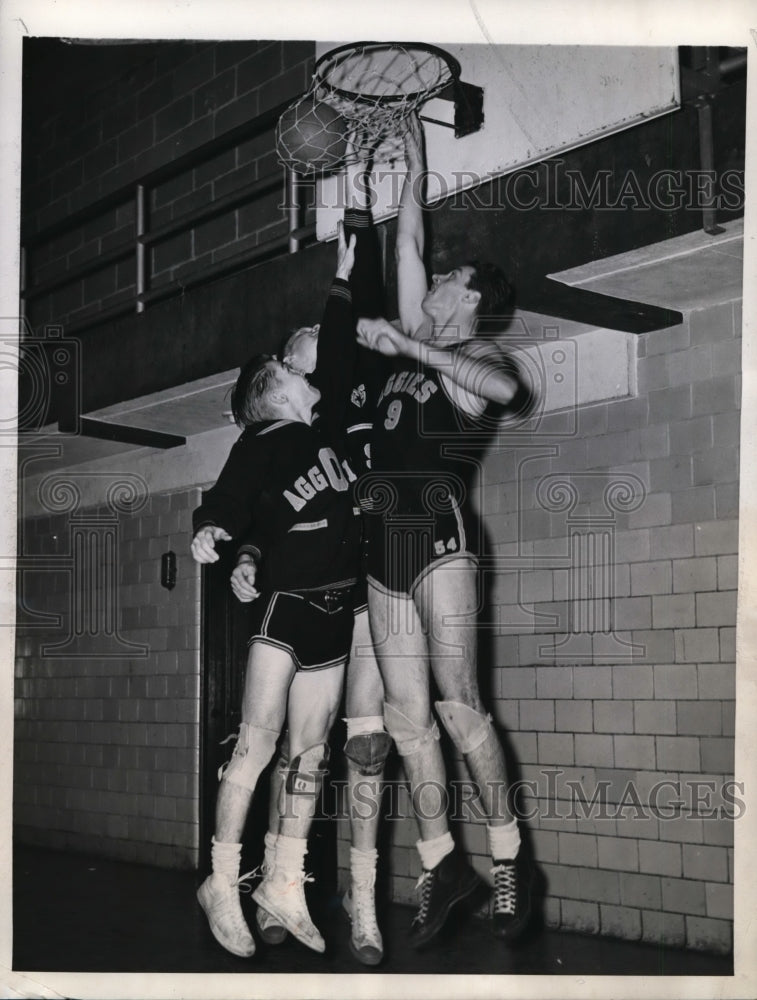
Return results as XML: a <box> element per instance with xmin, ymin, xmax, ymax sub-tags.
<box><xmin>356</xmin><ymin>112</ymin><xmax>535</xmax><ymax>948</ymax></box>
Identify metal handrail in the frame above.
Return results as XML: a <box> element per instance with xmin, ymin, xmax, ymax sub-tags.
<box><xmin>21</xmin><ymin>96</ymin><xmax>308</xmax><ymax>327</ymax></box>
<box><xmin>22</xmin><ymin>98</ymin><xmax>294</xmax><ymax>246</ymax></box>
<box><xmin>23</xmin><ymin>240</ymin><xmax>134</xmax><ymax>300</ymax></box>
<box><xmin>139</xmin><ymin>174</ymin><xmax>283</xmax><ymax>248</ymax></box>
<box><xmin>136</xmin><ymin>223</ymin><xmax>317</xmax><ymax>308</ymax></box>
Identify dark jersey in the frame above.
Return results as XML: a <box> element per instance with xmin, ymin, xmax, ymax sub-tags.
<box><xmin>367</xmin><ymin>352</ymin><xmax>488</xmax><ymax>512</ymax></box>
<box><xmin>193</xmin><ymin>417</ymin><xmax>361</xmax><ymax>592</ymax></box>
<box><xmin>193</xmin><ymin>278</ymin><xmax>362</xmax><ymax>593</ymax></box>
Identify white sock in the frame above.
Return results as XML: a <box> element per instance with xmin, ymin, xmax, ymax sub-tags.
<box><xmin>263</xmin><ymin>829</ymin><xmax>278</xmax><ymax>873</ymax></box>
<box><xmin>416</xmin><ymin>831</ymin><xmax>455</xmax><ymax>871</ymax></box>
<box><xmin>344</xmin><ymin>715</ymin><xmax>385</xmax><ymax>738</ymax></box>
<box><xmin>210</xmin><ymin>836</ymin><xmax>242</xmax><ymax>883</ymax></box>
<box><xmin>350</xmin><ymin>846</ymin><xmax>378</xmax><ymax>881</ymax></box>
<box><xmin>275</xmin><ymin>834</ymin><xmax>308</xmax><ymax>874</ymax></box>
<box><xmin>487</xmin><ymin>819</ymin><xmax>520</xmax><ymax>862</ymax></box>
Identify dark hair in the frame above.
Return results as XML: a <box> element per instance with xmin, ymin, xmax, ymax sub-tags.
<box><xmin>465</xmin><ymin>260</ymin><xmax>514</xmax><ymax>331</ymax></box>
<box><xmin>230</xmin><ymin>354</ymin><xmax>280</xmax><ymax>427</ymax></box>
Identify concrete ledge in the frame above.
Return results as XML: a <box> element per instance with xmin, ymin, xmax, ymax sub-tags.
<box><xmin>505</xmin><ymin>308</ymin><xmax>637</xmax><ymax>414</ymax></box>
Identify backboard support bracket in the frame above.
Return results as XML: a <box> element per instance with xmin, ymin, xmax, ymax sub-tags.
<box><xmin>421</xmin><ymin>80</ymin><xmax>484</xmax><ymax>138</ymax></box>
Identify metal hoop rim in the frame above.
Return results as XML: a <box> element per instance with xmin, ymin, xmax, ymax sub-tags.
<box><xmin>313</xmin><ymin>40</ymin><xmax>461</xmax><ymax>106</ymax></box>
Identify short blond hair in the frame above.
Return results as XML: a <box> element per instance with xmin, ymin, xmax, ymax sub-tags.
<box><xmin>230</xmin><ymin>355</ymin><xmax>281</xmax><ymax>427</ymax></box>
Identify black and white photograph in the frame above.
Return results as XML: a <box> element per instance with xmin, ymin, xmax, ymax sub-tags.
<box><xmin>1</xmin><ymin>2</ymin><xmax>755</xmax><ymax>998</ymax></box>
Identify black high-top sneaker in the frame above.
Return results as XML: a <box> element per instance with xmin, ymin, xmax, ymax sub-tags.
<box><xmin>409</xmin><ymin>850</ymin><xmax>482</xmax><ymax>948</ymax></box>
<box><xmin>490</xmin><ymin>849</ymin><xmax>534</xmax><ymax>942</ymax></box>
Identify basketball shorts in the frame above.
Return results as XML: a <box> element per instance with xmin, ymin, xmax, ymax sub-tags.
<box><xmin>365</xmin><ymin>496</ymin><xmax>478</xmax><ymax>598</ymax></box>
<box><xmin>352</xmin><ymin>575</ymin><xmax>368</xmax><ymax>615</ymax></box>
<box><xmin>247</xmin><ymin>583</ymin><xmax>356</xmax><ymax>671</ymax></box>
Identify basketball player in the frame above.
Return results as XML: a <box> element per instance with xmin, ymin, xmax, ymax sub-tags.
<box><xmin>355</xmin><ymin>112</ymin><xmax>535</xmax><ymax>948</ymax></box>
<box><xmin>190</xmin><ymin>226</ymin><xmax>363</xmax><ymax>959</ymax></box>
<box><xmin>230</xmin><ymin>146</ymin><xmax>391</xmax><ymax>966</ymax></box>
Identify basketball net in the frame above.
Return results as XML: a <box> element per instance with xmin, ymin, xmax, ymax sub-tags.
<box><xmin>277</xmin><ymin>42</ymin><xmax>458</xmax><ymax>174</ymax></box>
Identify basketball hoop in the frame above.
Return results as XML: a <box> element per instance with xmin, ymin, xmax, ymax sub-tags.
<box><xmin>276</xmin><ymin>42</ymin><xmax>483</xmax><ymax>175</ymax></box>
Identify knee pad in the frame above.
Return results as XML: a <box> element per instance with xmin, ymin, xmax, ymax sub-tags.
<box><xmin>278</xmin><ymin>731</ymin><xmax>290</xmax><ymax>765</ymax></box>
<box><xmin>384</xmin><ymin>702</ymin><xmax>439</xmax><ymax>758</ymax></box>
<box><xmin>273</xmin><ymin>731</ymin><xmax>290</xmax><ymax>781</ymax></box>
<box><xmin>435</xmin><ymin>700</ymin><xmax>493</xmax><ymax>754</ymax></box>
<box><xmin>285</xmin><ymin>743</ymin><xmax>330</xmax><ymax>797</ymax></box>
<box><xmin>344</xmin><ymin>731</ymin><xmax>392</xmax><ymax>776</ymax></box>
<box><xmin>220</xmin><ymin>723</ymin><xmax>279</xmax><ymax>790</ymax></box>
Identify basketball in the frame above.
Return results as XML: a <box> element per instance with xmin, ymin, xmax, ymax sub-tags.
<box><xmin>276</xmin><ymin>96</ymin><xmax>348</xmax><ymax>175</ymax></box>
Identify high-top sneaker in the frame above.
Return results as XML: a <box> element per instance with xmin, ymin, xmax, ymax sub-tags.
<box><xmin>252</xmin><ymin>836</ymin><xmax>325</xmax><ymax>953</ymax></box>
<box><xmin>490</xmin><ymin>849</ymin><xmax>533</xmax><ymax>942</ymax></box>
<box><xmin>255</xmin><ymin>832</ymin><xmax>287</xmax><ymax>945</ymax></box>
<box><xmin>197</xmin><ymin>838</ymin><xmax>256</xmax><ymax>957</ymax></box>
<box><xmin>409</xmin><ymin>850</ymin><xmax>482</xmax><ymax>949</ymax></box>
<box><xmin>343</xmin><ymin>847</ymin><xmax>383</xmax><ymax>965</ymax></box>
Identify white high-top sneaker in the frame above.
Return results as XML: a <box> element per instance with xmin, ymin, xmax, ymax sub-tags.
<box><xmin>252</xmin><ymin>836</ymin><xmax>325</xmax><ymax>953</ymax></box>
<box><xmin>197</xmin><ymin>872</ymin><xmax>256</xmax><ymax>958</ymax></box>
<box><xmin>255</xmin><ymin>832</ymin><xmax>287</xmax><ymax>945</ymax></box>
<box><xmin>343</xmin><ymin>847</ymin><xmax>383</xmax><ymax>966</ymax></box>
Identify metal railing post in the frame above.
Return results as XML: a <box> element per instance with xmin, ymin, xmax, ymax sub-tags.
<box><xmin>287</xmin><ymin>168</ymin><xmax>300</xmax><ymax>254</ymax></box>
<box><xmin>136</xmin><ymin>183</ymin><xmax>146</xmax><ymax>313</ymax></box>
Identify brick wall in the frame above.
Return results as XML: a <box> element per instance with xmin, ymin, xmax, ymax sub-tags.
<box><xmin>14</xmin><ymin>487</ymin><xmax>201</xmax><ymax>869</ymax></box>
<box><xmin>23</xmin><ymin>40</ymin><xmax>314</xmax><ymax>331</ymax></box>
<box><xmin>335</xmin><ymin>297</ymin><xmax>739</xmax><ymax>955</ymax></box>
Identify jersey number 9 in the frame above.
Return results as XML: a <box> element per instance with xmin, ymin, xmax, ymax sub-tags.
<box><xmin>384</xmin><ymin>399</ymin><xmax>402</xmax><ymax>431</ymax></box>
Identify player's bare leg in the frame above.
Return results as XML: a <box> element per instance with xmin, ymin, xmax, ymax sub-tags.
<box><xmin>368</xmin><ymin>581</ymin><xmax>480</xmax><ymax>947</ymax></box>
<box><xmin>418</xmin><ymin>557</ymin><xmax>533</xmax><ymax>942</ymax></box>
<box><xmin>255</xmin><ymin>737</ymin><xmax>290</xmax><ymax>945</ymax></box>
<box><xmin>342</xmin><ymin>608</ymin><xmax>389</xmax><ymax>964</ymax></box>
<box><xmin>198</xmin><ymin>644</ymin><xmax>294</xmax><ymax>958</ymax></box>
<box><xmin>253</xmin><ymin>663</ymin><xmax>344</xmax><ymax>953</ymax></box>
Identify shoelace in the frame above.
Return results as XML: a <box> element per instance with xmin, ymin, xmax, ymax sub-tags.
<box><xmin>208</xmin><ymin>871</ymin><xmax>257</xmax><ymax>938</ymax></box>
<box><xmin>412</xmin><ymin>870</ymin><xmax>434</xmax><ymax>926</ymax></box>
<box><xmin>235</xmin><ymin>868</ymin><xmax>259</xmax><ymax>896</ymax></box>
<box><xmin>490</xmin><ymin>863</ymin><xmax>517</xmax><ymax>915</ymax></box>
<box><xmin>351</xmin><ymin>879</ymin><xmax>380</xmax><ymax>939</ymax></box>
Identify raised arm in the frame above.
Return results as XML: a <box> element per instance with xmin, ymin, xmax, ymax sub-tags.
<box><xmin>343</xmin><ymin>139</ymin><xmax>384</xmax><ymax>320</ymax></box>
<box><xmin>395</xmin><ymin>114</ymin><xmax>431</xmax><ymax>339</ymax></box>
<box><xmin>309</xmin><ymin>224</ymin><xmax>358</xmax><ymax>438</ymax></box>
<box><xmin>357</xmin><ymin>317</ymin><xmax>530</xmax><ymax>412</ymax></box>
<box><xmin>312</xmin><ymin>134</ymin><xmax>389</xmax><ymax>434</ymax></box>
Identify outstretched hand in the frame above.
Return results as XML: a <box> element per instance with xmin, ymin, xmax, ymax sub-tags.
<box><xmin>336</xmin><ymin>221</ymin><xmax>357</xmax><ymax>280</ymax></box>
<box><xmin>191</xmin><ymin>525</ymin><xmax>231</xmax><ymax>564</ymax></box>
<box><xmin>356</xmin><ymin>317</ymin><xmax>413</xmax><ymax>357</ymax></box>
<box><xmin>230</xmin><ymin>558</ymin><xmax>260</xmax><ymax>602</ymax></box>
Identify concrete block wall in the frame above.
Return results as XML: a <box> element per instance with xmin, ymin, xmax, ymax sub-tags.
<box><xmin>24</xmin><ymin>41</ymin><xmax>314</xmax><ymax>331</ymax></box>
<box><xmin>14</xmin><ymin>487</ymin><xmax>201</xmax><ymax>869</ymax></box>
<box><xmin>336</xmin><ymin>297</ymin><xmax>739</xmax><ymax>954</ymax></box>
